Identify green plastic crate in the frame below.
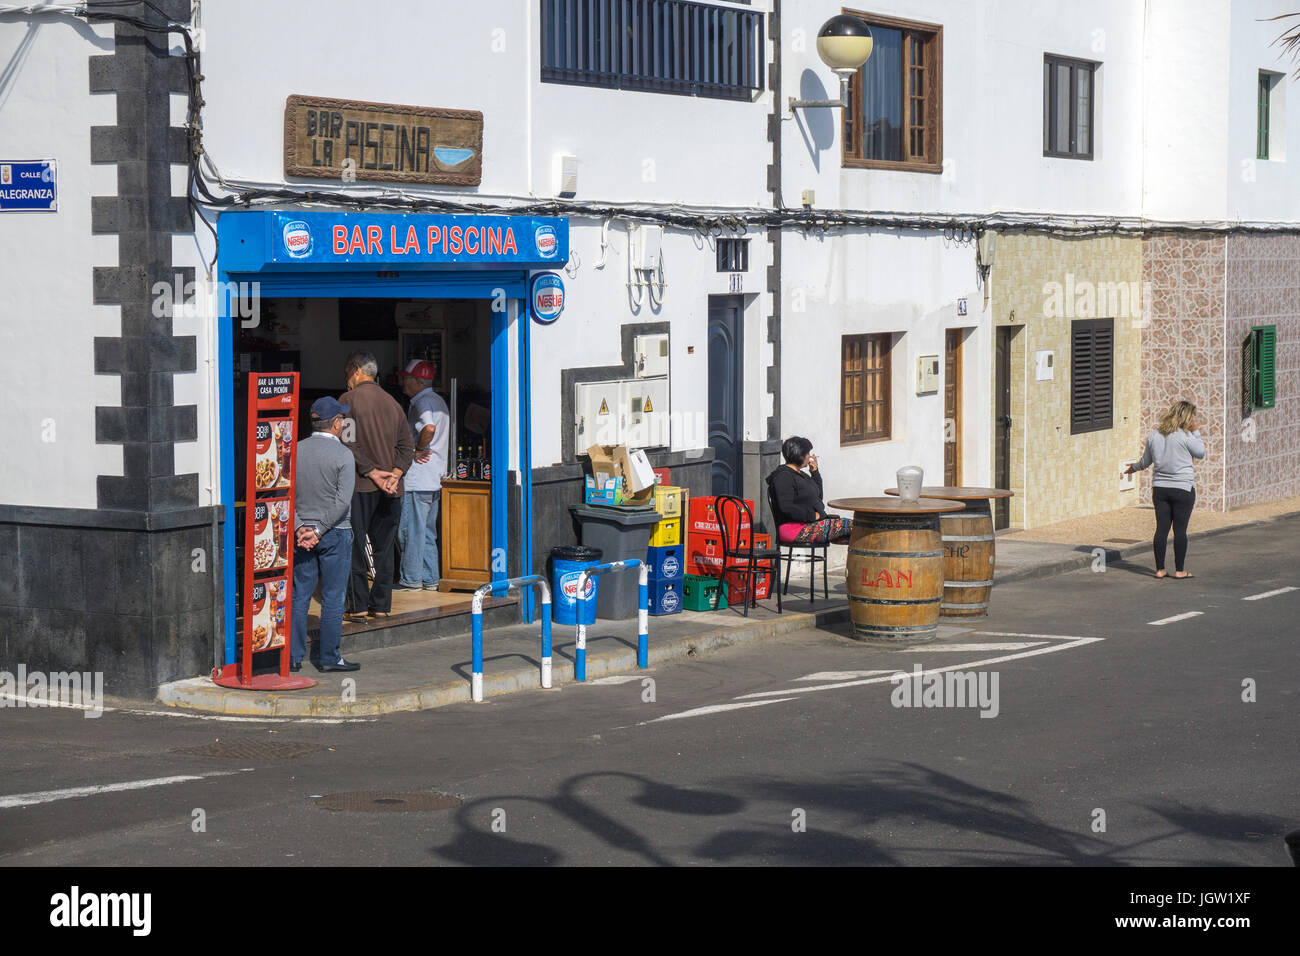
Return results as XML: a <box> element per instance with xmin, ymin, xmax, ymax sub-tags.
<box><xmin>682</xmin><ymin>573</ymin><xmax>728</xmax><ymax>611</ymax></box>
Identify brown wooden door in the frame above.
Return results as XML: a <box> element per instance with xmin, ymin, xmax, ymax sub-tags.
<box><xmin>944</xmin><ymin>329</ymin><xmax>962</xmax><ymax>486</ymax></box>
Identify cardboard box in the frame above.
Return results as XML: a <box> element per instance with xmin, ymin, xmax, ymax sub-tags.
<box><xmin>584</xmin><ymin>473</ymin><xmax>623</xmax><ymax>506</ymax></box>
<box><xmin>584</xmin><ymin>443</ymin><xmax>655</xmax><ymax>505</ymax></box>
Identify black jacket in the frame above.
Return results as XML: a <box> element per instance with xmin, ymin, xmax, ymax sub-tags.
<box><xmin>766</xmin><ymin>466</ymin><xmax>825</xmax><ymax>524</ymax></box>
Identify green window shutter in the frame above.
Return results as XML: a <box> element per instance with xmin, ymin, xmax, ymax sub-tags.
<box><xmin>1256</xmin><ymin>325</ymin><xmax>1277</xmax><ymax>408</ymax></box>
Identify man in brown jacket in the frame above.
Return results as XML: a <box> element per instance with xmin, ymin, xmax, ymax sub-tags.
<box><xmin>339</xmin><ymin>350</ymin><xmax>413</xmax><ymax>619</ymax></box>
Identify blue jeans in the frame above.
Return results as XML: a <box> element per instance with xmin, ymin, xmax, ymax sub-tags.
<box><xmin>398</xmin><ymin>490</ymin><xmax>441</xmax><ymax>588</ymax></box>
<box><xmin>292</xmin><ymin>526</ymin><xmax>353</xmax><ymax>666</ymax></box>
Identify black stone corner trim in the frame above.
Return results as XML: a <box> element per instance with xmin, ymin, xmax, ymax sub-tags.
<box><xmin>87</xmin><ymin>0</ymin><xmax>200</xmax><ymax>514</ymax></box>
<box><xmin>559</xmin><ymin>320</ymin><xmax>671</xmax><ymax>464</ymax></box>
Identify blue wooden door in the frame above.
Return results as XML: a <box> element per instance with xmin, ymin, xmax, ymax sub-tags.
<box><xmin>708</xmin><ymin>296</ymin><xmax>743</xmax><ymax>496</ymax></box>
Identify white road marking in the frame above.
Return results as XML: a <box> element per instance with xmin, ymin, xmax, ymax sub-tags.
<box><xmin>971</xmin><ymin>631</ymin><xmax>1095</xmax><ymax>641</ymax></box>
<box><xmin>1242</xmin><ymin>586</ymin><xmax>1298</xmax><ymax>602</ymax></box>
<box><xmin>903</xmin><ymin>642</ymin><xmax>1045</xmax><ymax>652</ymax></box>
<box><xmin>735</xmin><ymin>637</ymin><xmax>1104</xmax><ymax>700</ymax></box>
<box><xmin>0</xmin><ymin>769</ymin><xmax>254</xmax><ymax>810</ymax></box>
<box><xmin>794</xmin><ymin>670</ymin><xmax>895</xmax><ymax>681</ymax></box>
<box><xmin>641</xmin><ymin>697</ymin><xmax>800</xmax><ymax>724</ymax></box>
<box><xmin>586</xmin><ymin>675</ymin><xmax>643</xmax><ymax>685</ymax></box>
<box><xmin>1147</xmin><ymin>611</ymin><xmax>1204</xmax><ymax>626</ymax></box>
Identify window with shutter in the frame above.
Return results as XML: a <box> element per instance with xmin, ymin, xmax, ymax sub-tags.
<box><xmin>1247</xmin><ymin>324</ymin><xmax>1277</xmax><ymax>410</ymax></box>
<box><xmin>841</xmin><ymin>333</ymin><xmax>893</xmax><ymax>444</ymax></box>
<box><xmin>1070</xmin><ymin>318</ymin><xmax>1114</xmax><ymax>434</ymax></box>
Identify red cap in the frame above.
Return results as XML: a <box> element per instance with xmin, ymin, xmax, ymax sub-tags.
<box><xmin>403</xmin><ymin>359</ymin><xmax>435</xmax><ymax>382</ymax></box>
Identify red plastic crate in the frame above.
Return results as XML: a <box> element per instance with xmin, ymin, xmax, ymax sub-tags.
<box><xmin>652</xmin><ymin>467</ymin><xmax>672</xmax><ymax>486</ymax></box>
<box><xmin>687</xmin><ymin>496</ymin><xmax>754</xmax><ymax>536</ymax></box>
<box><xmin>725</xmin><ymin>570</ymin><xmax>772</xmax><ymax>603</ymax></box>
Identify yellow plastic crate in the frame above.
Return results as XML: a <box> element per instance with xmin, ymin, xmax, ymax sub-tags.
<box><xmin>654</xmin><ymin>484</ymin><xmax>685</xmax><ymax>518</ymax></box>
<box><xmin>648</xmin><ymin>516</ymin><xmax>681</xmax><ymax>548</ymax></box>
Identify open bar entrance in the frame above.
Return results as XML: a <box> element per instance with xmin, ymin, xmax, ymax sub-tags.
<box><xmin>216</xmin><ymin>210</ymin><xmax>569</xmax><ymax>669</ymax></box>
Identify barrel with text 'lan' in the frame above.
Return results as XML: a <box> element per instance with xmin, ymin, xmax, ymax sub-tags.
<box><xmin>845</xmin><ymin>513</ymin><xmax>945</xmax><ymax>642</ymax></box>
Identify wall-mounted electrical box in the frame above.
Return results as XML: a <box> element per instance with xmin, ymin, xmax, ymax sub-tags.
<box><xmin>574</xmin><ymin>380</ymin><xmax>624</xmax><ymax>448</ymax></box>
<box><xmin>915</xmin><ymin>355</ymin><xmax>940</xmax><ymax>394</ymax></box>
<box><xmin>1118</xmin><ymin>459</ymin><xmax>1137</xmax><ymax>491</ymax></box>
<box><xmin>1035</xmin><ymin>349</ymin><xmax>1054</xmax><ymax>381</ymax></box>
<box><xmin>553</xmin><ymin>154</ymin><xmax>578</xmax><ymax>198</ymax></box>
<box><xmin>574</xmin><ymin>377</ymin><xmax>671</xmax><ymax>451</ymax></box>
<box><xmin>629</xmin><ymin>224</ymin><xmax>663</xmax><ymax>272</ymax></box>
<box><xmin>633</xmin><ymin>333</ymin><xmax>670</xmax><ymax>378</ymax></box>
<box><xmin>622</xmin><ymin>378</ymin><xmax>670</xmax><ymax>448</ymax></box>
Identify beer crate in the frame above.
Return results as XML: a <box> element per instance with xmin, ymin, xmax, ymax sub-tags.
<box><xmin>647</xmin><ymin>576</ymin><xmax>682</xmax><ymax>616</ymax></box>
<box><xmin>647</xmin><ymin>515</ymin><xmax>681</xmax><ymax>548</ymax></box>
<box><xmin>646</xmin><ymin>544</ymin><xmax>683</xmax><ymax>580</ymax></box>
<box><xmin>681</xmin><ymin>573</ymin><xmax>728</xmax><ymax>612</ymax></box>
<box><xmin>653</xmin><ymin>484</ymin><xmax>685</xmax><ymax>519</ymax></box>
<box><xmin>687</xmin><ymin>496</ymin><xmax>754</xmax><ymax>536</ymax></box>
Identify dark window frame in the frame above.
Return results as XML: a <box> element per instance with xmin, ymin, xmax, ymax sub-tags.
<box><xmin>1070</xmin><ymin>318</ymin><xmax>1114</xmax><ymax>435</ymax></box>
<box><xmin>1043</xmin><ymin>53</ymin><xmax>1097</xmax><ymax>160</ymax></box>
<box><xmin>716</xmin><ymin>237</ymin><xmax>749</xmax><ymax>272</ymax></box>
<box><xmin>1245</xmin><ymin>324</ymin><xmax>1277</xmax><ymax>410</ymax></box>
<box><xmin>841</xmin><ymin>9</ymin><xmax>943</xmax><ymax>173</ymax></box>
<box><xmin>539</xmin><ymin>0</ymin><xmax>765</xmax><ymax>102</ymax></box>
<box><xmin>841</xmin><ymin>332</ymin><xmax>893</xmax><ymax>445</ymax></box>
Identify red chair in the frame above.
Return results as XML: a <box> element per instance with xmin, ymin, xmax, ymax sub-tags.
<box><xmin>715</xmin><ymin>495</ymin><xmax>782</xmax><ymax>616</ymax></box>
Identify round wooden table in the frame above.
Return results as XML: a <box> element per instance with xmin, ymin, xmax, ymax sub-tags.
<box><xmin>883</xmin><ymin>487</ymin><xmax>1014</xmax><ymax>619</ymax></box>
<box><xmin>826</xmin><ymin>497</ymin><xmax>966</xmax><ymax>643</ymax></box>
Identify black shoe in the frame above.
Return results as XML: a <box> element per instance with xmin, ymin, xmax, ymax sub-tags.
<box><xmin>318</xmin><ymin>659</ymin><xmax>360</xmax><ymax>672</ymax></box>
<box><xmin>289</xmin><ymin>661</ymin><xmax>302</xmax><ymax>673</ymax></box>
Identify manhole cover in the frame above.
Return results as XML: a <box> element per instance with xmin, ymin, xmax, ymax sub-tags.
<box><xmin>173</xmin><ymin>737</ymin><xmax>326</xmax><ymax>759</ymax></box>
<box><xmin>312</xmin><ymin>791</ymin><xmax>463</xmax><ymax>812</ymax></box>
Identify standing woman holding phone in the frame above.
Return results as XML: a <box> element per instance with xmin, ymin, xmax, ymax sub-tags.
<box><xmin>1125</xmin><ymin>401</ymin><xmax>1206</xmax><ymax>579</ymax></box>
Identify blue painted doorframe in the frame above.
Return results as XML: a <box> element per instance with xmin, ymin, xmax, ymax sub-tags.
<box><xmin>215</xmin><ymin>210</ymin><xmax>567</xmax><ymax>664</ymax></box>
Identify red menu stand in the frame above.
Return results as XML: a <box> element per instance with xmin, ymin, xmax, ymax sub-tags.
<box><xmin>215</xmin><ymin>372</ymin><xmax>317</xmax><ymax>690</ymax></box>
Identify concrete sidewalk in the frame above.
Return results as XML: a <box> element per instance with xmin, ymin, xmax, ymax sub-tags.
<box><xmin>156</xmin><ymin>496</ymin><xmax>1300</xmax><ymax>717</ymax></box>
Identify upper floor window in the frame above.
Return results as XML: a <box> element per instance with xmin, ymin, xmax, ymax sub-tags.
<box><xmin>1044</xmin><ymin>54</ymin><xmax>1096</xmax><ymax>159</ymax></box>
<box><xmin>1258</xmin><ymin>70</ymin><xmax>1285</xmax><ymax>160</ymax></box>
<box><xmin>540</xmin><ymin>0</ymin><xmax>765</xmax><ymax>101</ymax></box>
<box><xmin>1070</xmin><ymin>318</ymin><xmax>1113</xmax><ymax>434</ymax></box>
<box><xmin>842</xmin><ymin>11</ymin><xmax>943</xmax><ymax>172</ymax></box>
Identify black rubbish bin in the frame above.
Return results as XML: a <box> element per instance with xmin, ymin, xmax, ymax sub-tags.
<box><xmin>569</xmin><ymin>503</ymin><xmax>662</xmax><ymax>620</ymax></box>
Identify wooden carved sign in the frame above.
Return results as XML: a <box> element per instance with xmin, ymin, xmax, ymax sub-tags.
<box><xmin>284</xmin><ymin>94</ymin><xmax>482</xmax><ymax>186</ymax></box>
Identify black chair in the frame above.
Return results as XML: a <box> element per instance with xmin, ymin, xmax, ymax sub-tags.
<box><xmin>766</xmin><ymin>484</ymin><xmax>829</xmax><ymax>603</ymax></box>
<box><xmin>715</xmin><ymin>495</ymin><xmax>782</xmax><ymax>616</ymax></box>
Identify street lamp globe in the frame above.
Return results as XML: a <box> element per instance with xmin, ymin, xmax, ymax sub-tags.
<box><xmin>816</xmin><ymin>14</ymin><xmax>874</xmax><ymax>73</ymax></box>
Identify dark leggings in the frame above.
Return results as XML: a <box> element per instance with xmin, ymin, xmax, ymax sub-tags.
<box><xmin>1152</xmin><ymin>486</ymin><xmax>1196</xmax><ymax>572</ymax></box>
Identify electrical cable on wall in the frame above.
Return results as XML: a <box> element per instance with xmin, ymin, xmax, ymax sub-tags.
<box><xmin>11</xmin><ymin>3</ymin><xmax>1300</xmax><ymax>247</ymax></box>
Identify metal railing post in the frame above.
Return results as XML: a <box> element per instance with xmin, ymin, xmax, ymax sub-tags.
<box><xmin>575</xmin><ymin>559</ymin><xmax>650</xmax><ymax>682</ymax></box>
<box><xmin>470</xmin><ymin>574</ymin><xmax>553</xmax><ymax>702</ymax></box>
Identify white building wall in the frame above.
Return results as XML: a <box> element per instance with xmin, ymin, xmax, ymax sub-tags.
<box><xmin>0</xmin><ymin>15</ymin><xmax>121</xmax><ymax>510</ymax></box>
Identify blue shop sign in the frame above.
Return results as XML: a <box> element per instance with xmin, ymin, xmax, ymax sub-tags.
<box><xmin>530</xmin><ymin>272</ymin><xmax>565</xmax><ymax>324</ymax></box>
<box><xmin>0</xmin><ymin>160</ymin><xmax>57</xmax><ymax>211</ymax></box>
<box><xmin>221</xmin><ymin>210</ymin><xmax>568</xmax><ymax>271</ymax></box>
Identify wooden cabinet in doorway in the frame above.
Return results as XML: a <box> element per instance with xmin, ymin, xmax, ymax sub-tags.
<box><xmin>438</xmin><ymin>479</ymin><xmax>492</xmax><ymax>591</ymax></box>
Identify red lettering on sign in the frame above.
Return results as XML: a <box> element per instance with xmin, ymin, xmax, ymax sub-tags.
<box><xmin>333</xmin><ymin>225</ymin><xmax>348</xmax><ymax>254</ymax></box>
<box><xmin>366</xmin><ymin>225</ymin><xmax>383</xmax><ymax>255</ymax></box>
<box><xmin>405</xmin><ymin>224</ymin><xmax>420</xmax><ymax>254</ymax></box>
<box><xmin>502</xmin><ymin>227</ymin><xmax>517</xmax><ymax>256</ymax></box>
<box><xmin>427</xmin><ymin>225</ymin><xmax>441</xmax><ymax>251</ymax></box>
<box><xmin>348</xmin><ymin>225</ymin><xmax>366</xmax><ymax>255</ymax></box>
<box><xmin>464</xmin><ymin>225</ymin><xmax>479</xmax><ymax>255</ymax></box>
<box><xmin>449</xmin><ymin>225</ymin><xmax>463</xmax><ymax>254</ymax></box>
<box><xmin>487</xmin><ymin>227</ymin><xmax>502</xmax><ymax>255</ymax></box>
<box><xmin>390</xmin><ymin>225</ymin><xmax>403</xmax><ymax>255</ymax></box>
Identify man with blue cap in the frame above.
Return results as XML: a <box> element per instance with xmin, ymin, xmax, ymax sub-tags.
<box><xmin>291</xmin><ymin>396</ymin><xmax>360</xmax><ymax>672</ymax></box>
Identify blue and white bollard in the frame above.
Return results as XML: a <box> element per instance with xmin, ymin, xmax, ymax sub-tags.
<box><xmin>470</xmin><ymin>575</ymin><xmax>554</xmax><ymax>702</ymax></box>
<box><xmin>575</xmin><ymin>560</ymin><xmax>649</xmax><ymax>682</ymax></box>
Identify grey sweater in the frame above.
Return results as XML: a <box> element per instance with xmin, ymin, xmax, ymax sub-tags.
<box><xmin>294</xmin><ymin>433</ymin><xmax>356</xmax><ymax>534</ymax></box>
<box><xmin>1132</xmin><ymin>429</ymin><xmax>1206</xmax><ymax>492</ymax></box>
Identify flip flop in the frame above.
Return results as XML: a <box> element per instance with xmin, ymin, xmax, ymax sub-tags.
<box><xmin>1173</xmin><ymin>573</ymin><xmax>1195</xmax><ymax>579</ymax></box>
<box><xmin>1154</xmin><ymin>571</ymin><xmax>1167</xmax><ymax>579</ymax></box>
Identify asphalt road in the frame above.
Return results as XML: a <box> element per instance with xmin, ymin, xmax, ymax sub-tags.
<box><xmin>2</xmin><ymin>515</ymin><xmax>1297</xmax><ymax>868</ymax></box>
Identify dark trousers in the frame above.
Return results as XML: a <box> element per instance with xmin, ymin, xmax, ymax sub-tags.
<box><xmin>1153</xmin><ymin>486</ymin><xmax>1196</xmax><ymax>572</ymax></box>
<box><xmin>349</xmin><ymin>491</ymin><xmax>402</xmax><ymax>613</ymax></box>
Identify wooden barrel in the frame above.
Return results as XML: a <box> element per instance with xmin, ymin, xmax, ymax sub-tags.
<box><xmin>939</xmin><ymin>500</ymin><xmax>996</xmax><ymax>618</ymax></box>
<box><xmin>845</xmin><ymin>513</ymin><xmax>946</xmax><ymax>642</ymax></box>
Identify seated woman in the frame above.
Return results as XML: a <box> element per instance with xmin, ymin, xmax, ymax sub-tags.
<box><xmin>765</xmin><ymin>436</ymin><xmax>852</xmax><ymax>546</ymax></box>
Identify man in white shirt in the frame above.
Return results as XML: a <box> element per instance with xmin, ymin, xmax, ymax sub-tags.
<box><xmin>396</xmin><ymin>359</ymin><xmax>451</xmax><ymax>590</ymax></box>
